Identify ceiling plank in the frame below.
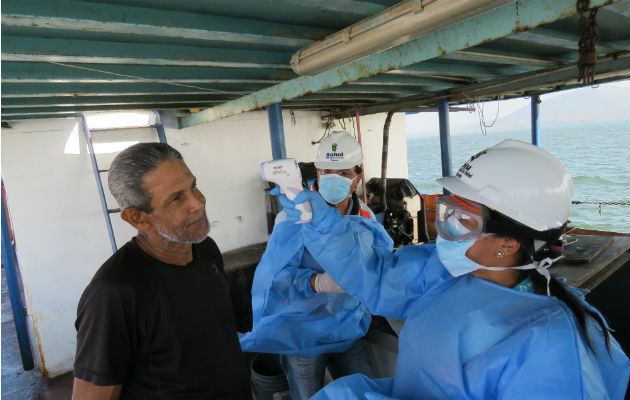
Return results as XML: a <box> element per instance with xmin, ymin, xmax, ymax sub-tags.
<box><xmin>509</xmin><ymin>27</ymin><xmax>626</xmax><ymax>54</ymax></box>
<box><xmin>338</xmin><ymin>53</ymin><xmax>630</xmax><ymax>117</ymax></box>
<box><xmin>264</xmin><ymin>0</ymin><xmax>387</xmax><ymax>16</ymax></box>
<box><xmin>2</xmin><ymin>0</ymin><xmax>327</xmax><ymax>46</ymax></box>
<box><xmin>1</xmin><ymin>36</ymin><xmax>293</xmax><ymax>68</ymax></box>
<box><xmin>444</xmin><ymin>48</ymin><xmax>560</xmax><ymax>67</ymax></box>
<box><xmin>1</xmin><ymin>62</ymin><xmax>293</xmax><ymax>84</ymax></box>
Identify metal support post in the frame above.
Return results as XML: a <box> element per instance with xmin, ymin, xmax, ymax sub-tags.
<box><xmin>355</xmin><ymin>106</ymin><xmax>368</xmax><ymax>205</ymax></box>
<box><xmin>531</xmin><ymin>95</ymin><xmax>541</xmax><ymax>146</ymax></box>
<box><xmin>1</xmin><ymin>183</ymin><xmax>34</xmax><ymax>370</ymax></box>
<box><xmin>266</xmin><ymin>103</ymin><xmax>287</xmax><ymax>160</ymax></box>
<box><xmin>438</xmin><ymin>97</ymin><xmax>452</xmax><ymax>195</ymax></box>
<box><xmin>154</xmin><ymin>110</ymin><xmax>168</xmax><ymax>144</ymax></box>
<box><xmin>81</xmin><ymin>114</ymin><xmax>117</xmax><ymax>252</ymax></box>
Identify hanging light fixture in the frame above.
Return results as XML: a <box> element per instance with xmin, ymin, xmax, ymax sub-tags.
<box><xmin>290</xmin><ymin>0</ymin><xmax>514</xmax><ymax>76</ymax></box>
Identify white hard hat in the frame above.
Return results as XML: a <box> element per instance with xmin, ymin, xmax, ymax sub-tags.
<box><xmin>314</xmin><ymin>131</ymin><xmax>363</xmax><ymax>169</ymax></box>
<box><xmin>437</xmin><ymin>139</ymin><xmax>573</xmax><ymax>232</ymax></box>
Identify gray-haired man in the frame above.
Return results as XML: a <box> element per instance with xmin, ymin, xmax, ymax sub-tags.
<box><xmin>72</xmin><ymin>143</ymin><xmax>250</xmax><ymax>399</ymax></box>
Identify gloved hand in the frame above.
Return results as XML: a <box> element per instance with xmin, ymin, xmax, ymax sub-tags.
<box><xmin>365</xmin><ymin>392</ymin><xmax>399</xmax><ymax>400</ymax></box>
<box><xmin>270</xmin><ymin>186</ymin><xmax>303</xmax><ymax>221</ymax></box>
<box><xmin>293</xmin><ymin>189</ymin><xmax>330</xmax><ymax>226</ymax></box>
<box><xmin>313</xmin><ymin>272</ymin><xmax>344</xmax><ymax>294</ymax></box>
<box><xmin>270</xmin><ymin>187</ymin><xmax>332</xmax><ymax>226</ymax></box>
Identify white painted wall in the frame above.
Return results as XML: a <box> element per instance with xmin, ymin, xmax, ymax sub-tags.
<box><xmin>2</xmin><ymin>118</ymin><xmax>114</xmax><ymax>377</ymax></box>
<box><xmin>0</xmin><ymin>110</ymin><xmax>407</xmax><ymax>377</ymax></box>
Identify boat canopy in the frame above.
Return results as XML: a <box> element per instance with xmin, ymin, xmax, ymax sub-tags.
<box><xmin>1</xmin><ymin>0</ymin><xmax>629</xmax><ymax>126</ymax></box>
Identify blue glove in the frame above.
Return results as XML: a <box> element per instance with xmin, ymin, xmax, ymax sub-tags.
<box><xmin>293</xmin><ymin>189</ymin><xmax>332</xmax><ymax>226</ymax></box>
<box><xmin>269</xmin><ymin>187</ymin><xmax>332</xmax><ymax>226</ymax></box>
<box><xmin>269</xmin><ymin>186</ymin><xmax>302</xmax><ymax>221</ymax></box>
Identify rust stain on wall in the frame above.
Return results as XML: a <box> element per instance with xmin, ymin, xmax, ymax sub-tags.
<box><xmin>32</xmin><ymin>319</ymin><xmax>48</xmax><ymax>377</ymax></box>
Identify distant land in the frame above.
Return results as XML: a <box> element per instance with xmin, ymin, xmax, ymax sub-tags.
<box><xmin>407</xmin><ymin>82</ymin><xmax>630</xmax><ymax>137</ymax></box>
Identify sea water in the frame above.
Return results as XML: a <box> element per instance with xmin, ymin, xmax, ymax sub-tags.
<box><xmin>406</xmin><ymin>120</ymin><xmax>630</xmax><ymax>233</ymax></box>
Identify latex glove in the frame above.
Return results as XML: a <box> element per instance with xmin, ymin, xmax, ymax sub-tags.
<box><xmin>314</xmin><ymin>272</ymin><xmax>344</xmax><ymax>294</ymax></box>
<box><xmin>293</xmin><ymin>189</ymin><xmax>331</xmax><ymax>226</ymax></box>
<box><xmin>365</xmin><ymin>392</ymin><xmax>399</xmax><ymax>400</ymax></box>
<box><xmin>270</xmin><ymin>187</ymin><xmax>332</xmax><ymax>226</ymax></box>
<box><xmin>270</xmin><ymin>186</ymin><xmax>302</xmax><ymax>221</ymax></box>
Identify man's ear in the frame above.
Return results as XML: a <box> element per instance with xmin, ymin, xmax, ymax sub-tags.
<box><xmin>501</xmin><ymin>237</ymin><xmax>521</xmax><ymax>256</ymax></box>
<box><xmin>121</xmin><ymin>208</ymin><xmax>151</xmax><ymax>231</ymax></box>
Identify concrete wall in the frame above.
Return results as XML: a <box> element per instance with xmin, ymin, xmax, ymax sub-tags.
<box><xmin>0</xmin><ymin>109</ymin><xmax>407</xmax><ymax>377</ymax></box>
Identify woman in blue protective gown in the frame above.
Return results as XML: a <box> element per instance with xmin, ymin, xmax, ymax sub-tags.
<box><xmin>276</xmin><ymin>139</ymin><xmax>630</xmax><ymax>399</ymax></box>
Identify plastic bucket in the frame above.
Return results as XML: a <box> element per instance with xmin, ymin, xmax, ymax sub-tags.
<box><xmin>250</xmin><ymin>353</ymin><xmax>290</xmax><ymax>400</ymax></box>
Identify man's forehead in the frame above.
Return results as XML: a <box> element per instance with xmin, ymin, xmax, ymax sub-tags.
<box><xmin>144</xmin><ymin>159</ymin><xmax>194</xmax><ymax>191</ymax></box>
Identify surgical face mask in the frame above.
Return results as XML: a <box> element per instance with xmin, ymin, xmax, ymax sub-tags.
<box><xmin>436</xmin><ymin>235</ymin><xmax>486</xmax><ymax>277</ymax></box>
<box><xmin>318</xmin><ymin>174</ymin><xmax>355</xmax><ymax>204</ymax></box>
<box><xmin>436</xmin><ymin>235</ymin><xmax>563</xmax><ymax>295</ymax></box>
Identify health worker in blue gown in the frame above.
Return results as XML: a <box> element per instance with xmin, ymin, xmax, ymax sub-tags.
<box><xmin>240</xmin><ymin>131</ymin><xmax>393</xmax><ymax>400</ymax></box>
<box><xmin>277</xmin><ymin>139</ymin><xmax>630</xmax><ymax>400</ymax></box>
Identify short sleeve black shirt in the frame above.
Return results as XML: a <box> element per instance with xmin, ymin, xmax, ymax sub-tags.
<box><xmin>74</xmin><ymin>237</ymin><xmax>250</xmax><ymax>399</ymax></box>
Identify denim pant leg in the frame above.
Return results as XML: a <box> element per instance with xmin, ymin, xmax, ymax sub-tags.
<box><xmin>327</xmin><ymin>338</ymin><xmax>375</xmax><ymax>380</ymax></box>
<box><xmin>279</xmin><ymin>353</ymin><xmax>327</xmax><ymax>400</ymax></box>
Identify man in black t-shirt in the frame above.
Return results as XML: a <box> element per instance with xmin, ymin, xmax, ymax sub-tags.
<box><xmin>72</xmin><ymin>143</ymin><xmax>250</xmax><ymax>400</ymax></box>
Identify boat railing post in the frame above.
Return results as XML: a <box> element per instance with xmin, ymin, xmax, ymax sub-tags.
<box><xmin>266</xmin><ymin>103</ymin><xmax>287</xmax><ymax>216</ymax></box>
<box><xmin>438</xmin><ymin>95</ymin><xmax>452</xmax><ymax>195</ymax></box>
<box><xmin>531</xmin><ymin>95</ymin><xmax>541</xmax><ymax>146</ymax></box>
<box><xmin>1</xmin><ymin>182</ymin><xmax>35</xmax><ymax>371</ymax></box>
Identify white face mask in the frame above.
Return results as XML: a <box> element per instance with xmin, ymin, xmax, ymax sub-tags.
<box><xmin>435</xmin><ymin>235</ymin><xmax>562</xmax><ymax>295</ymax></box>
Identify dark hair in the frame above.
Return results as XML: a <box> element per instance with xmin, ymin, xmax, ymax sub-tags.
<box><xmin>108</xmin><ymin>143</ymin><xmax>183</xmax><ymax>212</ymax></box>
<box><xmin>515</xmin><ymin>237</ymin><xmax>611</xmax><ymax>355</ymax></box>
<box><xmin>354</xmin><ymin>165</ymin><xmax>363</xmax><ymax>175</ymax></box>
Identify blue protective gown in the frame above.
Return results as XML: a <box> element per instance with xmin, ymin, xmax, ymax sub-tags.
<box><xmin>300</xmin><ymin>212</ymin><xmax>630</xmax><ymax>400</ymax></box>
<box><xmin>239</xmin><ymin>214</ymin><xmax>393</xmax><ymax>356</ymax></box>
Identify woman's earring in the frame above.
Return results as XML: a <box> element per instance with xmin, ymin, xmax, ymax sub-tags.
<box><xmin>496</xmin><ymin>250</ymin><xmax>505</xmax><ymax>258</ymax></box>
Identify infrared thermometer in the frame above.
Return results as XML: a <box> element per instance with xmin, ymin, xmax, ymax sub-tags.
<box><xmin>260</xmin><ymin>158</ymin><xmax>312</xmax><ymax>223</ymax></box>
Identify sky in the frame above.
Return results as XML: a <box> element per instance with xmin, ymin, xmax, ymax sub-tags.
<box><xmin>406</xmin><ymin>80</ymin><xmax>630</xmax><ymax>137</ymax></box>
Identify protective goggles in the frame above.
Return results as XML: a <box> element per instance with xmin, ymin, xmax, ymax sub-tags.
<box><xmin>435</xmin><ymin>195</ymin><xmax>489</xmax><ymax>241</ymax></box>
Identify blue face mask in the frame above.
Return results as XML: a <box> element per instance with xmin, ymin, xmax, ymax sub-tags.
<box><xmin>435</xmin><ymin>235</ymin><xmax>485</xmax><ymax>277</ymax></box>
<box><xmin>318</xmin><ymin>174</ymin><xmax>354</xmax><ymax>205</ymax></box>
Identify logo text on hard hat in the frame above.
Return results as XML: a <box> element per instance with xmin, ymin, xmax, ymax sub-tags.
<box><xmin>326</xmin><ymin>152</ymin><xmax>344</xmax><ymax>160</ymax></box>
<box><xmin>332</xmin><ymin>143</ymin><xmax>337</xmax><ymax>152</ymax></box>
<box><xmin>456</xmin><ymin>162</ymin><xmax>473</xmax><ymax>178</ymax></box>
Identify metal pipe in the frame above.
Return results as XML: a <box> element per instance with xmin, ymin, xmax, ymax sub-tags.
<box><xmin>1</xmin><ymin>182</ymin><xmax>35</xmax><ymax>370</ymax></box>
<box><xmin>266</xmin><ymin>103</ymin><xmax>287</xmax><ymax>160</ymax></box>
<box><xmin>355</xmin><ymin>106</ymin><xmax>368</xmax><ymax>205</ymax></box>
<box><xmin>380</xmin><ymin>111</ymin><xmax>395</xmax><ymax>213</ymax></box>
<box><xmin>531</xmin><ymin>95</ymin><xmax>541</xmax><ymax>146</ymax></box>
<box><xmin>438</xmin><ymin>97</ymin><xmax>452</xmax><ymax>195</ymax></box>
<box><xmin>290</xmin><ymin>0</ymin><xmax>513</xmax><ymax>75</ymax></box>
<box><xmin>81</xmin><ymin>114</ymin><xmax>117</xmax><ymax>253</ymax></box>
<box><xmin>154</xmin><ymin>110</ymin><xmax>168</xmax><ymax>144</ymax></box>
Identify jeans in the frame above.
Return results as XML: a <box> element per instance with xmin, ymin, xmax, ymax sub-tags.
<box><xmin>278</xmin><ymin>339</ymin><xmax>374</xmax><ymax>400</ymax></box>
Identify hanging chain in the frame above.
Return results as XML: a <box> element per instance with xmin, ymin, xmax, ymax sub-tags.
<box><xmin>577</xmin><ymin>0</ymin><xmax>600</xmax><ymax>85</ymax></box>
<box><xmin>572</xmin><ymin>200</ymin><xmax>630</xmax><ymax>216</ymax></box>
